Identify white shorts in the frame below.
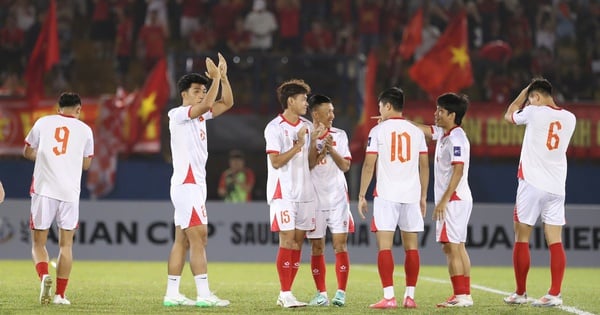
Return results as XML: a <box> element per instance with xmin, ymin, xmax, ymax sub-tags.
<box><xmin>170</xmin><ymin>184</ymin><xmax>208</xmax><ymax>229</ymax></box>
<box><xmin>30</xmin><ymin>193</ymin><xmax>79</xmax><ymax>230</ymax></box>
<box><xmin>372</xmin><ymin>197</ymin><xmax>424</xmax><ymax>232</ymax></box>
<box><xmin>306</xmin><ymin>201</ymin><xmax>355</xmax><ymax>238</ymax></box>
<box><xmin>436</xmin><ymin>200</ymin><xmax>472</xmax><ymax>243</ymax></box>
<box><xmin>514</xmin><ymin>180</ymin><xmax>565</xmax><ymax>226</ymax></box>
<box><xmin>270</xmin><ymin>199</ymin><xmax>316</xmax><ymax>232</ymax></box>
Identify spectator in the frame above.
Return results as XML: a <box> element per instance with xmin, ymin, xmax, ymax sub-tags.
<box><xmin>226</xmin><ymin>17</ymin><xmax>251</xmax><ymax>54</ymax></box>
<box><xmin>188</xmin><ymin>19</ymin><xmax>216</xmax><ymax>54</ymax></box>
<box><xmin>356</xmin><ymin>0</ymin><xmax>382</xmax><ymax>55</ymax></box>
<box><xmin>114</xmin><ymin>7</ymin><xmax>133</xmax><ymax>87</ymax></box>
<box><xmin>90</xmin><ymin>0</ymin><xmax>115</xmax><ymax>59</ymax></box>
<box><xmin>275</xmin><ymin>0</ymin><xmax>300</xmax><ymax>53</ymax></box>
<box><xmin>302</xmin><ymin>19</ymin><xmax>334</xmax><ymax>55</ymax></box>
<box><xmin>217</xmin><ymin>150</ymin><xmax>256</xmax><ymax>203</ymax></box>
<box><xmin>137</xmin><ymin>9</ymin><xmax>167</xmax><ymax>73</ymax></box>
<box><xmin>145</xmin><ymin>0</ymin><xmax>169</xmax><ymax>37</ymax></box>
<box><xmin>177</xmin><ymin>0</ymin><xmax>203</xmax><ymax>38</ymax></box>
<box><xmin>211</xmin><ymin>0</ymin><xmax>243</xmax><ymax>51</ymax></box>
<box><xmin>0</xmin><ymin>14</ymin><xmax>25</xmax><ymax>75</ymax></box>
<box><xmin>10</xmin><ymin>0</ymin><xmax>35</xmax><ymax>32</ymax></box>
<box><xmin>244</xmin><ymin>0</ymin><xmax>277</xmax><ymax>51</ymax></box>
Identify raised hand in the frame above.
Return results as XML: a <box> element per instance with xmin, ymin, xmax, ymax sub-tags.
<box><xmin>311</xmin><ymin>122</ymin><xmax>326</xmax><ymax>140</ymax></box>
<box><xmin>217</xmin><ymin>52</ymin><xmax>228</xmax><ymax>79</ymax></box>
<box><xmin>296</xmin><ymin>125</ymin><xmax>308</xmax><ymax>147</ymax></box>
<box><xmin>205</xmin><ymin>57</ymin><xmax>220</xmax><ymax>80</ymax></box>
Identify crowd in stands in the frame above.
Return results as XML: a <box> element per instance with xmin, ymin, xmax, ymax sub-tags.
<box><xmin>1</xmin><ymin>0</ymin><xmax>599</xmax><ymax>103</ymax></box>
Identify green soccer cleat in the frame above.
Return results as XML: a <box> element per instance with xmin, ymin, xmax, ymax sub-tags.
<box><xmin>308</xmin><ymin>292</ymin><xmax>329</xmax><ymax>306</ymax></box>
<box><xmin>163</xmin><ymin>294</ymin><xmax>196</xmax><ymax>306</ymax></box>
<box><xmin>332</xmin><ymin>290</ymin><xmax>346</xmax><ymax>307</ymax></box>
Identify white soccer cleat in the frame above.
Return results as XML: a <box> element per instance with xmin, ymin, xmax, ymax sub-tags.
<box><xmin>436</xmin><ymin>294</ymin><xmax>473</xmax><ymax>307</ymax></box>
<box><xmin>39</xmin><ymin>275</ymin><xmax>53</xmax><ymax>305</ymax></box>
<box><xmin>52</xmin><ymin>295</ymin><xmax>71</xmax><ymax>305</ymax></box>
<box><xmin>531</xmin><ymin>294</ymin><xmax>562</xmax><ymax>307</ymax></box>
<box><xmin>196</xmin><ymin>293</ymin><xmax>230</xmax><ymax>307</ymax></box>
<box><xmin>163</xmin><ymin>294</ymin><xmax>196</xmax><ymax>306</ymax></box>
<box><xmin>503</xmin><ymin>292</ymin><xmax>528</xmax><ymax>305</ymax></box>
<box><xmin>277</xmin><ymin>293</ymin><xmax>307</xmax><ymax>308</ymax></box>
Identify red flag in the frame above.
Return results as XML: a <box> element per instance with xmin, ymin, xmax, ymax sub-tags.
<box><xmin>126</xmin><ymin>58</ymin><xmax>170</xmax><ymax>150</ymax></box>
<box><xmin>409</xmin><ymin>11</ymin><xmax>473</xmax><ymax>98</ymax></box>
<box><xmin>398</xmin><ymin>8</ymin><xmax>423</xmax><ymax>60</ymax></box>
<box><xmin>349</xmin><ymin>51</ymin><xmax>378</xmax><ymax>164</ymax></box>
<box><xmin>24</xmin><ymin>0</ymin><xmax>59</xmax><ymax>106</ymax></box>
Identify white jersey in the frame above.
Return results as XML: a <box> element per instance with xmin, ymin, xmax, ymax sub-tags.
<box><xmin>366</xmin><ymin>117</ymin><xmax>428</xmax><ymax>203</ymax></box>
<box><xmin>511</xmin><ymin>105</ymin><xmax>576</xmax><ymax>196</ymax></box>
<box><xmin>311</xmin><ymin>127</ymin><xmax>351</xmax><ymax>209</ymax></box>
<box><xmin>25</xmin><ymin>114</ymin><xmax>94</xmax><ymax>202</ymax></box>
<box><xmin>431</xmin><ymin>126</ymin><xmax>472</xmax><ymax>203</ymax></box>
<box><xmin>265</xmin><ymin>114</ymin><xmax>315</xmax><ymax>203</ymax></box>
<box><xmin>168</xmin><ymin>106</ymin><xmax>213</xmax><ymax>186</ymax></box>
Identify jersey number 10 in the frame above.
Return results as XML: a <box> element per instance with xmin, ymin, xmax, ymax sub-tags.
<box><xmin>390</xmin><ymin>131</ymin><xmax>411</xmax><ymax>162</ymax></box>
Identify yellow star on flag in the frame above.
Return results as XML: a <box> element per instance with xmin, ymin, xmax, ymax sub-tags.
<box><xmin>138</xmin><ymin>92</ymin><xmax>157</xmax><ymax>122</ymax></box>
<box><xmin>450</xmin><ymin>45</ymin><xmax>469</xmax><ymax>68</ymax></box>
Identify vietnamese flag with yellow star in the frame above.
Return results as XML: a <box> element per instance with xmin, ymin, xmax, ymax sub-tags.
<box><xmin>409</xmin><ymin>11</ymin><xmax>473</xmax><ymax>98</ymax></box>
<box><xmin>127</xmin><ymin>58</ymin><xmax>170</xmax><ymax>151</ymax></box>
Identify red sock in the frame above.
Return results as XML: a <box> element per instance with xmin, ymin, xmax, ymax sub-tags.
<box><xmin>404</xmin><ymin>249</ymin><xmax>420</xmax><ymax>287</ymax></box>
<box><xmin>35</xmin><ymin>262</ymin><xmax>48</xmax><ymax>280</ymax></box>
<box><xmin>451</xmin><ymin>275</ymin><xmax>466</xmax><ymax>295</ymax></box>
<box><xmin>513</xmin><ymin>242</ymin><xmax>530</xmax><ymax>295</ymax></box>
<box><xmin>311</xmin><ymin>255</ymin><xmax>326</xmax><ymax>292</ymax></box>
<box><xmin>377</xmin><ymin>250</ymin><xmax>394</xmax><ymax>287</ymax></box>
<box><xmin>276</xmin><ymin>247</ymin><xmax>293</xmax><ymax>291</ymax></box>
<box><xmin>56</xmin><ymin>278</ymin><xmax>68</xmax><ymax>298</ymax></box>
<box><xmin>464</xmin><ymin>276</ymin><xmax>471</xmax><ymax>295</ymax></box>
<box><xmin>549</xmin><ymin>243</ymin><xmax>566</xmax><ymax>296</ymax></box>
<box><xmin>290</xmin><ymin>249</ymin><xmax>301</xmax><ymax>285</ymax></box>
<box><xmin>335</xmin><ymin>251</ymin><xmax>350</xmax><ymax>291</ymax></box>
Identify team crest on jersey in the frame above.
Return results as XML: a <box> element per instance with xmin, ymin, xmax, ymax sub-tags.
<box><xmin>453</xmin><ymin>146</ymin><xmax>461</xmax><ymax>156</ymax></box>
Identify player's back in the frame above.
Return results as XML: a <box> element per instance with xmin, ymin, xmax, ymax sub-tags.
<box><xmin>29</xmin><ymin>114</ymin><xmax>94</xmax><ymax>201</ymax></box>
<box><xmin>517</xmin><ymin>105</ymin><xmax>576</xmax><ymax>195</ymax></box>
<box><xmin>367</xmin><ymin>118</ymin><xmax>427</xmax><ymax>203</ymax></box>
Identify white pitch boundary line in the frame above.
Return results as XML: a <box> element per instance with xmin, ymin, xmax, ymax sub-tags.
<box><xmin>354</xmin><ymin>265</ymin><xmax>596</xmax><ymax>315</ymax></box>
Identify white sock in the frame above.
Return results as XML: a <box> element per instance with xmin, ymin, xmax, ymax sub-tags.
<box><xmin>404</xmin><ymin>286</ymin><xmax>415</xmax><ymax>299</ymax></box>
<box><xmin>166</xmin><ymin>275</ymin><xmax>181</xmax><ymax>297</ymax></box>
<box><xmin>320</xmin><ymin>291</ymin><xmax>328</xmax><ymax>297</ymax></box>
<box><xmin>194</xmin><ymin>274</ymin><xmax>210</xmax><ymax>299</ymax></box>
<box><xmin>383</xmin><ymin>286</ymin><xmax>395</xmax><ymax>299</ymax></box>
<box><xmin>279</xmin><ymin>291</ymin><xmax>292</xmax><ymax>298</ymax></box>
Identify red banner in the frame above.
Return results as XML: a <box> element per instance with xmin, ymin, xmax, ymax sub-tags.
<box><xmin>0</xmin><ymin>97</ymin><xmax>162</xmax><ymax>155</ymax></box>
<box><xmin>393</xmin><ymin>101</ymin><xmax>600</xmax><ymax>159</ymax></box>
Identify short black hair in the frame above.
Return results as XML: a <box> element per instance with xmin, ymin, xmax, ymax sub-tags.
<box><xmin>58</xmin><ymin>92</ymin><xmax>81</xmax><ymax>108</ymax></box>
<box><xmin>308</xmin><ymin>94</ymin><xmax>331</xmax><ymax>112</ymax></box>
<box><xmin>276</xmin><ymin>79</ymin><xmax>311</xmax><ymax>110</ymax></box>
<box><xmin>437</xmin><ymin>92</ymin><xmax>469</xmax><ymax>125</ymax></box>
<box><xmin>177</xmin><ymin>73</ymin><xmax>209</xmax><ymax>94</ymax></box>
<box><xmin>377</xmin><ymin>87</ymin><xmax>404</xmax><ymax>112</ymax></box>
<box><xmin>527</xmin><ymin>77</ymin><xmax>552</xmax><ymax>97</ymax></box>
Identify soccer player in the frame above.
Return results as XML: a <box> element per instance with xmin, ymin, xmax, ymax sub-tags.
<box><xmin>305</xmin><ymin>94</ymin><xmax>353</xmax><ymax>307</ymax></box>
<box><xmin>502</xmin><ymin>78</ymin><xmax>576</xmax><ymax>307</ymax></box>
<box><xmin>264</xmin><ymin>79</ymin><xmax>324</xmax><ymax>308</ymax></box>
<box><xmin>163</xmin><ymin>53</ymin><xmax>233</xmax><ymax>307</ymax></box>
<box><xmin>411</xmin><ymin>93</ymin><xmax>474</xmax><ymax>307</ymax></box>
<box><xmin>23</xmin><ymin>92</ymin><xmax>94</xmax><ymax>305</ymax></box>
<box><xmin>358</xmin><ymin>87</ymin><xmax>429</xmax><ymax>309</ymax></box>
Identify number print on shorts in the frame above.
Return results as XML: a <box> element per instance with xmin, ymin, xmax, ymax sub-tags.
<box><xmin>280</xmin><ymin>210</ymin><xmax>291</xmax><ymax>224</ymax></box>
<box><xmin>546</xmin><ymin>121</ymin><xmax>561</xmax><ymax>151</ymax></box>
<box><xmin>390</xmin><ymin>131</ymin><xmax>411</xmax><ymax>162</ymax></box>
<box><xmin>52</xmin><ymin>126</ymin><xmax>70</xmax><ymax>155</ymax></box>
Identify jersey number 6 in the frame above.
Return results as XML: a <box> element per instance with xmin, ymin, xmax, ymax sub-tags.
<box><xmin>546</xmin><ymin>121</ymin><xmax>561</xmax><ymax>151</ymax></box>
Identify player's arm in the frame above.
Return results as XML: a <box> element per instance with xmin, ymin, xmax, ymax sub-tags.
<box><xmin>189</xmin><ymin>57</ymin><xmax>221</xmax><ymax>119</ymax></box>
<box><xmin>418</xmin><ymin>152</ymin><xmax>429</xmax><ymax>217</ymax></box>
<box><xmin>327</xmin><ymin>137</ymin><xmax>350</xmax><ymax>172</ymax></box>
<box><xmin>82</xmin><ymin>156</ymin><xmax>93</xmax><ymax>171</ymax></box>
<box><xmin>212</xmin><ymin>53</ymin><xmax>234</xmax><ymax>118</ymax></box>
<box><xmin>433</xmin><ymin>163</ymin><xmax>464</xmax><ymax>221</ymax></box>
<box><xmin>23</xmin><ymin>145</ymin><xmax>36</xmax><ymax>161</ymax></box>
<box><xmin>410</xmin><ymin>121</ymin><xmax>433</xmax><ymax>141</ymax></box>
<box><xmin>358</xmin><ymin>153</ymin><xmax>377</xmax><ymax>219</ymax></box>
<box><xmin>504</xmin><ymin>84</ymin><xmax>529</xmax><ymax>123</ymax></box>
<box><xmin>308</xmin><ymin>123</ymin><xmax>325</xmax><ymax>169</ymax></box>
<box><xmin>269</xmin><ymin>125</ymin><xmax>307</xmax><ymax>169</ymax></box>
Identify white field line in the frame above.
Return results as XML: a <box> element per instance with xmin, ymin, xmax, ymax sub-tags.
<box><xmin>353</xmin><ymin>265</ymin><xmax>596</xmax><ymax>315</ymax></box>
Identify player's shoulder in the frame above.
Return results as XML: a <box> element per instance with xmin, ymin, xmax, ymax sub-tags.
<box><xmin>329</xmin><ymin>126</ymin><xmax>347</xmax><ymax>135</ymax></box>
<box><xmin>448</xmin><ymin>127</ymin><xmax>469</xmax><ymax>143</ymax></box>
<box><xmin>299</xmin><ymin>116</ymin><xmax>312</xmax><ymax>125</ymax></box>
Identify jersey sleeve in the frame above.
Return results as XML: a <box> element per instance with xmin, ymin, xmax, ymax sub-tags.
<box><xmin>84</xmin><ymin>126</ymin><xmax>94</xmax><ymax>157</ymax></box>
<box><xmin>430</xmin><ymin>125</ymin><xmax>443</xmax><ymax>141</ymax></box>
<box><xmin>512</xmin><ymin>106</ymin><xmax>531</xmax><ymax>125</ymax></box>
<box><xmin>202</xmin><ymin>110</ymin><xmax>214</xmax><ymax>121</ymax></box>
<box><xmin>419</xmin><ymin>131</ymin><xmax>428</xmax><ymax>154</ymax></box>
<box><xmin>450</xmin><ymin>137</ymin><xmax>468</xmax><ymax>164</ymax></box>
<box><xmin>264</xmin><ymin>123</ymin><xmax>281</xmax><ymax>154</ymax></box>
<box><xmin>337</xmin><ymin>130</ymin><xmax>352</xmax><ymax>159</ymax></box>
<box><xmin>365</xmin><ymin>125</ymin><xmax>379</xmax><ymax>154</ymax></box>
<box><xmin>168</xmin><ymin>106</ymin><xmax>191</xmax><ymax>124</ymax></box>
<box><xmin>24</xmin><ymin>120</ymin><xmax>40</xmax><ymax>148</ymax></box>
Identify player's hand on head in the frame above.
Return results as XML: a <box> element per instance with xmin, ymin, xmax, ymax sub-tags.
<box><xmin>205</xmin><ymin>57</ymin><xmax>220</xmax><ymax>80</ymax></box>
<box><xmin>217</xmin><ymin>52</ymin><xmax>227</xmax><ymax>78</ymax></box>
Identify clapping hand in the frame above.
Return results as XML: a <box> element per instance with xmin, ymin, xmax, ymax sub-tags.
<box><xmin>205</xmin><ymin>57</ymin><xmax>220</xmax><ymax>80</ymax></box>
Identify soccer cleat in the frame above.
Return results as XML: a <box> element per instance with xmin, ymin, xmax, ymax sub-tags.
<box><xmin>503</xmin><ymin>292</ymin><xmax>528</xmax><ymax>305</ymax></box>
<box><xmin>531</xmin><ymin>294</ymin><xmax>562</xmax><ymax>307</ymax></box>
<box><xmin>163</xmin><ymin>294</ymin><xmax>196</xmax><ymax>306</ymax></box>
<box><xmin>369</xmin><ymin>297</ymin><xmax>397</xmax><ymax>309</ymax></box>
<box><xmin>331</xmin><ymin>290</ymin><xmax>346</xmax><ymax>307</ymax></box>
<box><xmin>52</xmin><ymin>295</ymin><xmax>71</xmax><ymax>305</ymax></box>
<box><xmin>196</xmin><ymin>294</ymin><xmax>230</xmax><ymax>307</ymax></box>
<box><xmin>308</xmin><ymin>292</ymin><xmax>329</xmax><ymax>306</ymax></box>
<box><xmin>437</xmin><ymin>294</ymin><xmax>473</xmax><ymax>307</ymax></box>
<box><xmin>39</xmin><ymin>274</ymin><xmax>53</xmax><ymax>305</ymax></box>
<box><xmin>402</xmin><ymin>296</ymin><xmax>417</xmax><ymax>308</ymax></box>
<box><xmin>276</xmin><ymin>294</ymin><xmax>307</xmax><ymax>308</ymax></box>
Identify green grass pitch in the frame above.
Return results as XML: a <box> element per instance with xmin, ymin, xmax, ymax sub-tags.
<box><xmin>0</xmin><ymin>260</ymin><xmax>598</xmax><ymax>314</ymax></box>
